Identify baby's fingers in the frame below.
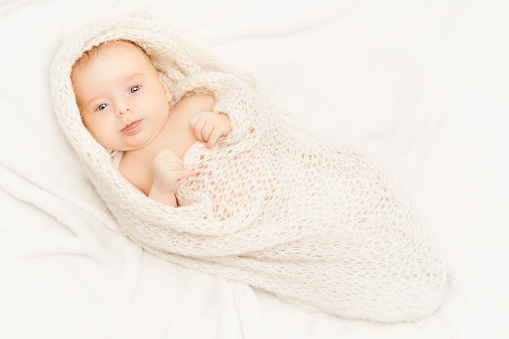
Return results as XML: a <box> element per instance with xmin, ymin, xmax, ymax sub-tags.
<box><xmin>154</xmin><ymin>149</ymin><xmax>184</xmax><ymax>169</ymax></box>
<box><xmin>173</xmin><ymin>169</ymin><xmax>195</xmax><ymax>181</ymax></box>
<box><xmin>206</xmin><ymin>129</ymin><xmax>222</xmax><ymax>149</ymax></box>
<box><xmin>189</xmin><ymin>115</ymin><xmax>199</xmax><ymax>130</ymax></box>
<box><xmin>191</xmin><ymin>117</ymin><xmax>207</xmax><ymax>142</ymax></box>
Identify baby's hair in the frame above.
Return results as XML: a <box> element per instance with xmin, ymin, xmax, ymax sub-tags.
<box><xmin>71</xmin><ymin>39</ymin><xmax>158</xmax><ymax>79</ymax></box>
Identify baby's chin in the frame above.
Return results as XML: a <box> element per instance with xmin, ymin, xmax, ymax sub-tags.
<box><xmin>95</xmin><ymin>142</ymin><xmax>137</xmax><ymax>153</ymax></box>
<box><xmin>96</xmin><ymin>132</ymin><xmax>159</xmax><ymax>153</ymax></box>
<box><xmin>113</xmin><ymin>146</ymin><xmax>142</xmax><ymax>152</ymax></box>
<box><xmin>112</xmin><ymin>142</ymin><xmax>153</xmax><ymax>153</ymax></box>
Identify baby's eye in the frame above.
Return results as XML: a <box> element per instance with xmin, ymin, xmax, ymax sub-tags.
<box><xmin>97</xmin><ymin>103</ymin><xmax>108</xmax><ymax>111</ymax></box>
<box><xmin>130</xmin><ymin>85</ymin><xmax>140</xmax><ymax>93</ymax></box>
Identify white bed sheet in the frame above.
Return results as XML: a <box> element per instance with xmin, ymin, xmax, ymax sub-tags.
<box><xmin>1</xmin><ymin>0</ymin><xmax>508</xmax><ymax>338</ymax></box>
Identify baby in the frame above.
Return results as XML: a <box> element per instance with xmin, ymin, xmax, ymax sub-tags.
<box><xmin>71</xmin><ymin>40</ymin><xmax>231</xmax><ymax>207</ymax></box>
<box><xmin>54</xmin><ymin>19</ymin><xmax>447</xmax><ymax>322</ymax></box>
<box><xmin>63</xmin><ymin>33</ymin><xmax>448</xmax><ymax>323</ymax></box>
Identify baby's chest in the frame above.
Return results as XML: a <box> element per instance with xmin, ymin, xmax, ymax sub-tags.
<box><xmin>120</xmin><ymin>120</ymin><xmax>199</xmax><ymax>194</ymax></box>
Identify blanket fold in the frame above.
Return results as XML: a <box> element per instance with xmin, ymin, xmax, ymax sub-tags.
<box><xmin>50</xmin><ymin>15</ymin><xmax>446</xmax><ymax>323</ymax></box>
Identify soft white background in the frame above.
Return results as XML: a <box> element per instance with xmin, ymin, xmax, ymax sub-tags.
<box><xmin>1</xmin><ymin>0</ymin><xmax>508</xmax><ymax>338</ymax></box>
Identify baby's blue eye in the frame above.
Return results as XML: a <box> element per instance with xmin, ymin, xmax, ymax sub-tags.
<box><xmin>130</xmin><ymin>85</ymin><xmax>140</xmax><ymax>93</ymax></box>
<box><xmin>97</xmin><ymin>103</ymin><xmax>108</xmax><ymax>111</ymax></box>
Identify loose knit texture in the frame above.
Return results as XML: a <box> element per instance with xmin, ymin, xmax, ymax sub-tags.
<box><xmin>50</xmin><ymin>15</ymin><xmax>447</xmax><ymax>323</ymax></box>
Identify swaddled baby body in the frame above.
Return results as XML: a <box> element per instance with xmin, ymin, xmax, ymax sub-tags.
<box><xmin>55</xmin><ymin>18</ymin><xmax>446</xmax><ymax>323</ymax></box>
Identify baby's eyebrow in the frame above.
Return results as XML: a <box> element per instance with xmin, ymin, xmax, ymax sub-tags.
<box><xmin>125</xmin><ymin>73</ymin><xmax>145</xmax><ymax>81</ymax></box>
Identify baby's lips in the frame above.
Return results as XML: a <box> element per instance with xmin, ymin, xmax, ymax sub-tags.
<box><xmin>121</xmin><ymin>119</ymin><xmax>143</xmax><ymax>134</ymax></box>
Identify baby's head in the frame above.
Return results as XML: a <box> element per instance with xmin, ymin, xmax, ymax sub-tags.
<box><xmin>71</xmin><ymin>40</ymin><xmax>173</xmax><ymax>152</ymax></box>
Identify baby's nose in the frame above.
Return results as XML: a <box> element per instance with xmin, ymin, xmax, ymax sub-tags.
<box><xmin>115</xmin><ymin>103</ymin><xmax>132</xmax><ymax>116</ymax></box>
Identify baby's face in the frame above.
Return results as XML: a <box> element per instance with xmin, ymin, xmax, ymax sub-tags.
<box><xmin>72</xmin><ymin>41</ymin><xmax>172</xmax><ymax>151</ymax></box>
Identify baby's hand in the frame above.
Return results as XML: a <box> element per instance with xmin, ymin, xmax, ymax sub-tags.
<box><xmin>150</xmin><ymin>149</ymin><xmax>194</xmax><ymax>199</ymax></box>
<box><xmin>190</xmin><ymin>111</ymin><xmax>232</xmax><ymax>149</ymax></box>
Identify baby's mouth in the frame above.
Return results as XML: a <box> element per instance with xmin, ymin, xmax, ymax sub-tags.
<box><xmin>121</xmin><ymin>120</ymin><xmax>143</xmax><ymax>135</ymax></box>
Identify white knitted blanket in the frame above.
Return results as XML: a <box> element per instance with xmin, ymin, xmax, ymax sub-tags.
<box><xmin>50</xmin><ymin>16</ymin><xmax>446</xmax><ymax>323</ymax></box>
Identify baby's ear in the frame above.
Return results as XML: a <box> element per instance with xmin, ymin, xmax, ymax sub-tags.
<box><xmin>159</xmin><ymin>72</ymin><xmax>173</xmax><ymax>103</ymax></box>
